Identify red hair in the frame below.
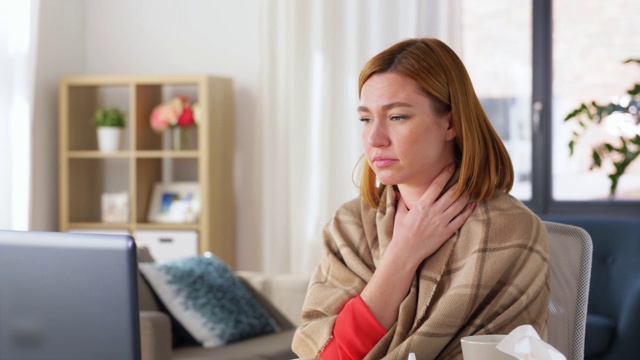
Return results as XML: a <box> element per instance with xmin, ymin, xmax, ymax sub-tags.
<box><xmin>358</xmin><ymin>38</ymin><xmax>514</xmax><ymax>207</ymax></box>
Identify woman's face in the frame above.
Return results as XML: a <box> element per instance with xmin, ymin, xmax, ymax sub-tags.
<box><xmin>359</xmin><ymin>72</ymin><xmax>456</xmax><ymax>188</ymax></box>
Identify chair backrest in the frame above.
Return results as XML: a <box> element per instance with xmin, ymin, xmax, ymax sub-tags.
<box><xmin>544</xmin><ymin>221</ymin><xmax>593</xmax><ymax>360</ymax></box>
<box><xmin>541</xmin><ymin>215</ymin><xmax>640</xmax><ymax>359</ymax></box>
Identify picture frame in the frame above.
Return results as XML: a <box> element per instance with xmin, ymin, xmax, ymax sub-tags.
<box><xmin>147</xmin><ymin>182</ymin><xmax>201</xmax><ymax>224</ymax></box>
<box><xmin>101</xmin><ymin>192</ymin><xmax>129</xmax><ymax>223</ymax></box>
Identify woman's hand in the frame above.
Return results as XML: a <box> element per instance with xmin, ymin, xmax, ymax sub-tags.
<box><xmin>389</xmin><ymin>163</ymin><xmax>475</xmax><ymax>268</ymax></box>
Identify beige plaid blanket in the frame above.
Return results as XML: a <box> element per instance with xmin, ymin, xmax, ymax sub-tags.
<box><xmin>292</xmin><ymin>187</ymin><xmax>549</xmax><ymax>359</ymax></box>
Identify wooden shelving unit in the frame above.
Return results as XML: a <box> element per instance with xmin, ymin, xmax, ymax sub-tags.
<box><xmin>58</xmin><ymin>75</ymin><xmax>236</xmax><ymax>267</ymax></box>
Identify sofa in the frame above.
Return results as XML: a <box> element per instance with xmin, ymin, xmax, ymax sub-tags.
<box><xmin>540</xmin><ymin>215</ymin><xmax>640</xmax><ymax>360</ymax></box>
<box><xmin>137</xmin><ymin>248</ymin><xmax>310</xmax><ymax>360</ymax></box>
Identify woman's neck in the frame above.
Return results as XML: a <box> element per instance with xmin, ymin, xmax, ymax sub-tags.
<box><xmin>396</xmin><ymin>184</ymin><xmax>428</xmax><ymax>210</ymax></box>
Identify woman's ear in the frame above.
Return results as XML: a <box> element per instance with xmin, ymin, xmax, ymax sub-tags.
<box><xmin>444</xmin><ymin>112</ymin><xmax>456</xmax><ymax>141</ymax></box>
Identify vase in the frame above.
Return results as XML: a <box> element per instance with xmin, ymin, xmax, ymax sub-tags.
<box><xmin>171</xmin><ymin>127</ymin><xmax>188</xmax><ymax>150</ymax></box>
<box><xmin>97</xmin><ymin>127</ymin><xmax>123</xmax><ymax>152</ymax></box>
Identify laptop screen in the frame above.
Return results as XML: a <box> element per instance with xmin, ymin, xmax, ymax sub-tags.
<box><xmin>0</xmin><ymin>230</ymin><xmax>141</xmax><ymax>360</ymax></box>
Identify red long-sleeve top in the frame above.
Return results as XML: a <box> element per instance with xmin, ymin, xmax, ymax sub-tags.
<box><xmin>320</xmin><ymin>295</ymin><xmax>387</xmax><ymax>359</ymax></box>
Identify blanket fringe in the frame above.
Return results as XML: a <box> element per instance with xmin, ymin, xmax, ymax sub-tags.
<box><xmin>315</xmin><ymin>335</ymin><xmax>334</xmax><ymax>359</ymax></box>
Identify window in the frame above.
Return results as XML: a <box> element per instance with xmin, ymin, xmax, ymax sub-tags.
<box><xmin>460</xmin><ymin>0</ymin><xmax>640</xmax><ymax>216</ymax></box>
<box><xmin>552</xmin><ymin>0</ymin><xmax>640</xmax><ymax>201</ymax></box>
<box><xmin>460</xmin><ymin>0</ymin><xmax>532</xmax><ymax>200</ymax></box>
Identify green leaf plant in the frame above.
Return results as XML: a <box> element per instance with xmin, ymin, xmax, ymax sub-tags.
<box><xmin>564</xmin><ymin>59</ymin><xmax>640</xmax><ymax>198</ymax></box>
<box><xmin>93</xmin><ymin>107</ymin><xmax>126</xmax><ymax>127</ymax></box>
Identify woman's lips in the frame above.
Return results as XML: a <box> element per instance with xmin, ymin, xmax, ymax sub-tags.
<box><xmin>372</xmin><ymin>157</ymin><xmax>397</xmax><ymax>168</ymax></box>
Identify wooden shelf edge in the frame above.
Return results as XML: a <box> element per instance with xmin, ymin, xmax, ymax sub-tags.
<box><xmin>66</xmin><ymin>150</ymin><xmax>200</xmax><ymax>158</ymax></box>
<box><xmin>67</xmin><ymin>222</ymin><xmax>199</xmax><ymax>231</ymax></box>
<box><xmin>67</xmin><ymin>222</ymin><xmax>130</xmax><ymax>229</ymax></box>
<box><xmin>135</xmin><ymin>150</ymin><xmax>199</xmax><ymax>158</ymax></box>
<box><xmin>61</xmin><ymin>75</ymin><xmax>215</xmax><ymax>86</ymax></box>
<box><xmin>68</xmin><ymin>151</ymin><xmax>130</xmax><ymax>158</ymax></box>
<box><xmin>135</xmin><ymin>223</ymin><xmax>199</xmax><ymax>230</ymax></box>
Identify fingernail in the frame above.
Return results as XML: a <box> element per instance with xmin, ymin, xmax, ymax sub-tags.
<box><xmin>448</xmin><ymin>162</ymin><xmax>455</xmax><ymax>172</ymax></box>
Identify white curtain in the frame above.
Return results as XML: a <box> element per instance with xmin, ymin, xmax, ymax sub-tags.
<box><xmin>0</xmin><ymin>0</ymin><xmax>39</xmax><ymax>230</ymax></box>
<box><xmin>260</xmin><ymin>0</ymin><xmax>461</xmax><ymax>274</ymax></box>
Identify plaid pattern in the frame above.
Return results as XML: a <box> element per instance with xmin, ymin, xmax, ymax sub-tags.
<box><xmin>292</xmin><ymin>187</ymin><xmax>549</xmax><ymax>359</ymax></box>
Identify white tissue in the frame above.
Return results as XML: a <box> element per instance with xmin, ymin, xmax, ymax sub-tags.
<box><xmin>407</xmin><ymin>353</ymin><xmax>416</xmax><ymax>360</ymax></box>
<box><xmin>496</xmin><ymin>325</ymin><xmax>566</xmax><ymax>360</ymax></box>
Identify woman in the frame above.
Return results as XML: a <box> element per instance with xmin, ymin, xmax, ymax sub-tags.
<box><xmin>292</xmin><ymin>38</ymin><xmax>549</xmax><ymax>360</ymax></box>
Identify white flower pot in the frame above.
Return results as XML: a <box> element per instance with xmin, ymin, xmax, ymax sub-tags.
<box><xmin>97</xmin><ymin>127</ymin><xmax>123</xmax><ymax>152</ymax></box>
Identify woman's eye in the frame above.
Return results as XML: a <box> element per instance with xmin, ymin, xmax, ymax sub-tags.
<box><xmin>359</xmin><ymin>117</ymin><xmax>372</xmax><ymax>123</ymax></box>
<box><xmin>390</xmin><ymin>115</ymin><xmax>407</xmax><ymax>121</ymax></box>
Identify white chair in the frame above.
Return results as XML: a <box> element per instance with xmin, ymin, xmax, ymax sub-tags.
<box><xmin>544</xmin><ymin>221</ymin><xmax>593</xmax><ymax>360</ymax></box>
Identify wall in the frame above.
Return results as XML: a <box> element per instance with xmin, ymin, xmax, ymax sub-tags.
<box><xmin>34</xmin><ymin>0</ymin><xmax>264</xmax><ymax>270</ymax></box>
<box><xmin>31</xmin><ymin>0</ymin><xmax>86</xmax><ymax>230</ymax></box>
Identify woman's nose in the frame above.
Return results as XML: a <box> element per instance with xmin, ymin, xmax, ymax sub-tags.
<box><xmin>366</xmin><ymin>120</ymin><xmax>389</xmax><ymax>147</ymax></box>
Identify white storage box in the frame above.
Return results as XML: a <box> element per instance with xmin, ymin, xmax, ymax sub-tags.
<box><xmin>134</xmin><ymin>230</ymin><xmax>198</xmax><ymax>262</ymax></box>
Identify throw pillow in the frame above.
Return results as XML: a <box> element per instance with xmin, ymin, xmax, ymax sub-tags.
<box><xmin>139</xmin><ymin>255</ymin><xmax>279</xmax><ymax>347</ymax></box>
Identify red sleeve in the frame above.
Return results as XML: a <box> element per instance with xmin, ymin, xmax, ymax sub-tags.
<box><xmin>320</xmin><ymin>295</ymin><xmax>387</xmax><ymax>360</ymax></box>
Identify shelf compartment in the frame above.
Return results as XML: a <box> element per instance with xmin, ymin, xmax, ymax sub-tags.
<box><xmin>135</xmin><ymin>158</ymin><xmax>199</xmax><ymax>224</ymax></box>
<box><xmin>67</xmin><ymin>158</ymin><xmax>130</xmax><ymax>223</ymax></box>
<box><xmin>135</xmin><ymin>83</ymin><xmax>200</xmax><ymax>151</ymax></box>
<box><xmin>64</xmin><ymin>84</ymin><xmax>131</xmax><ymax>152</ymax></box>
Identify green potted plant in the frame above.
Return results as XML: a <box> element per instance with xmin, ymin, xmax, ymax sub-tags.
<box><xmin>564</xmin><ymin>59</ymin><xmax>640</xmax><ymax>198</ymax></box>
<box><xmin>94</xmin><ymin>107</ymin><xmax>126</xmax><ymax>152</ymax></box>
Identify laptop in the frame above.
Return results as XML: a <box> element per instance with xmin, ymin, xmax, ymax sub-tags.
<box><xmin>0</xmin><ymin>230</ymin><xmax>141</xmax><ymax>360</ymax></box>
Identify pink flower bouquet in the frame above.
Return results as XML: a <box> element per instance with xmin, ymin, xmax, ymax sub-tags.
<box><xmin>150</xmin><ymin>96</ymin><xmax>199</xmax><ymax>132</ymax></box>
